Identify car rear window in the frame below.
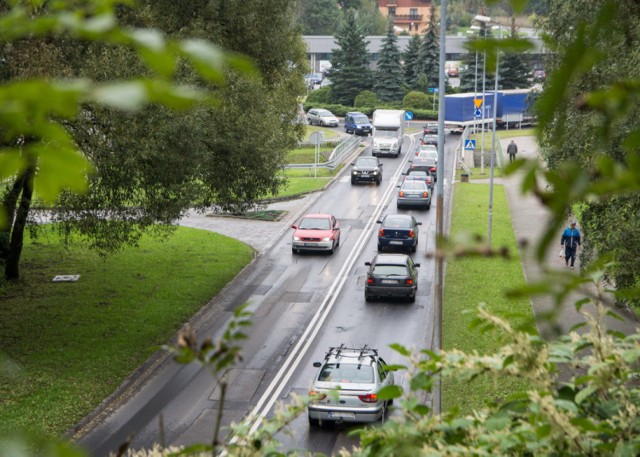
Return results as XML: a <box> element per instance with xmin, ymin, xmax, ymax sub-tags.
<box><xmin>402</xmin><ymin>181</ymin><xmax>426</xmax><ymax>190</ymax></box>
<box><xmin>372</xmin><ymin>264</ymin><xmax>409</xmax><ymax>276</ymax></box>
<box><xmin>384</xmin><ymin>216</ymin><xmax>412</xmax><ymax>228</ymax></box>
<box><xmin>318</xmin><ymin>363</ymin><xmax>374</xmax><ymax>383</ymax></box>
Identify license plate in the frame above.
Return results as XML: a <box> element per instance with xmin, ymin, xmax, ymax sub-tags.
<box><xmin>329</xmin><ymin>412</ymin><xmax>355</xmax><ymax>419</ymax></box>
<box><xmin>390</xmin><ymin>241</ymin><xmax>403</xmax><ymax>245</ymax></box>
<box><xmin>304</xmin><ymin>242</ymin><xmax>317</xmax><ymax>246</ymax></box>
<box><xmin>381</xmin><ymin>279</ymin><xmax>398</xmax><ymax>284</ymax></box>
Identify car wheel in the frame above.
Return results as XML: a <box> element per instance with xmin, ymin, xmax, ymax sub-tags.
<box><xmin>377</xmin><ymin>243</ymin><xmax>383</xmax><ymax>252</ymax></box>
<box><xmin>351</xmin><ymin>178</ymin><xmax>356</xmax><ymax>185</ymax></box>
<box><xmin>410</xmin><ymin>245</ymin><xmax>417</xmax><ymax>253</ymax></box>
<box><xmin>292</xmin><ymin>247</ymin><xmax>298</xmax><ymax>254</ymax></box>
<box><xmin>329</xmin><ymin>242</ymin><xmax>335</xmax><ymax>254</ymax></box>
<box><xmin>426</xmin><ymin>204</ymin><xmax>431</xmax><ymax>210</ymax></box>
<box><xmin>308</xmin><ymin>416</ymin><xmax>320</xmax><ymax>427</ymax></box>
<box><xmin>408</xmin><ymin>293</ymin><xmax>416</xmax><ymax>303</ymax></box>
<box><xmin>365</xmin><ymin>294</ymin><xmax>374</xmax><ymax>302</ymax></box>
<box><xmin>376</xmin><ymin>178</ymin><xmax>381</xmax><ymax>186</ymax></box>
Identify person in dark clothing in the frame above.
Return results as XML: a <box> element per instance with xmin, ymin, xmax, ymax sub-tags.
<box><xmin>561</xmin><ymin>221</ymin><xmax>581</xmax><ymax>269</ymax></box>
<box><xmin>507</xmin><ymin>140</ymin><xmax>518</xmax><ymax>163</ymax></box>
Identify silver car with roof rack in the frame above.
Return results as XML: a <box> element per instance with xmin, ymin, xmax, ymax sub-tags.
<box><xmin>308</xmin><ymin>345</ymin><xmax>394</xmax><ymax>425</ymax></box>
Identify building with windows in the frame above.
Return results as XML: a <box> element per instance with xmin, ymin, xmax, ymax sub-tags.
<box><xmin>378</xmin><ymin>0</ymin><xmax>433</xmax><ymax>35</ymax></box>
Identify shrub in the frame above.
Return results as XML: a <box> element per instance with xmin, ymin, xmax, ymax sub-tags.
<box><xmin>354</xmin><ymin>90</ymin><xmax>379</xmax><ymax>108</ymax></box>
<box><xmin>305</xmin><ymin>87</ymin><xmax>331</xmax><ymax>104</ymax></box>
<box><xmin>403</xmin><ymin>91</ymin><xmax>430</xmax><ymax>109</ymax></box>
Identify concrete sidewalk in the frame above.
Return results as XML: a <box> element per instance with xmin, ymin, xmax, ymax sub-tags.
<box><xmin>494</xmin><ymin>136</ymin><xmax>639</xmax><ymax>339</ymax></box>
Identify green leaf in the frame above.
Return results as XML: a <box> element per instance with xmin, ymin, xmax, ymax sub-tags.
<box><xmin>389</xmin><ymin>343</ymin><xmax>410</xmax><ymax>356</ymax></box>
<box><xmin>411</xmin><ymin>404</ymin><xmax>430</xmax><ymax>416</ymax></box>
<box><xmin>0</xmin><ymin>149</ymin><xmax>24</xmax><ymax>181</ymax></box>
<box><xmin>377</xmin><ymin>385</ymin><xmax>402</xmax><ymax>400</ymax></box>
<box><xmin>574</xmin><ymin>385</ymin><xmax>597</xmax><ymax>405</ymax></box>
<box><xmin>554</xmin><ymin>399</ymin><xmax>578</xmax><ymax>414</ymax></box>
<box><xmin>179</xmin><ymin>39</ymin><xmax>227</xmax><ymax>84</ymax></box>
<box><xmin>91</xmin><ymin>81</ymin><xmax>149</xmax><ymax>110</ymax></box>
<box><xmin>570</xmin><ymin>417</ymin><xmax>598</xmax><ymax>432</ymax></box>
<box><xmin>410</xmin><ymin>371</ymin><xmax>433</xmax><ymax>391</ymax></box>
<box><xmin>535</xmin><ymin>423</ymin><xmax>552</xmax><ymax>439</ymax></box>
<box><xmin>485</xmin><ymin>416</ymin><xmax>510</xmax><ymax>431</ymax></box>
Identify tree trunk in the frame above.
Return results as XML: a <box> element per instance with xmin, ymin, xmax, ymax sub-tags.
<box><xmin>4</xmin><ymin>164</ymin><xmax>35</xmax><ymax>280</ymax></box>
<box><xmin>1</xmin><ymin>172</ymin><xmax>27</xmax><ymax>262</ymax></box>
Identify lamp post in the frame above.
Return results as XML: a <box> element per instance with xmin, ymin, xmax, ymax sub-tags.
<box><xmin>474</xmin><ymin>15</ymin><xmax>491</xmax><ymax>175</ymax></box>
<box><xmin>467</xmin><ymin>26</ymin><xmax>481</xmax><ymax>134</ymax></box>
<box><xmin>488</xmin><ymin>24</ymin><xmax>501</xmax><ymax>247</ymax></box>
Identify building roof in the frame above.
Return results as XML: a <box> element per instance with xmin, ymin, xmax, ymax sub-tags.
<box><xmin>303</xmin><ymin>35</ymin><xmax>544</xmax><ymax>55</ymax></box>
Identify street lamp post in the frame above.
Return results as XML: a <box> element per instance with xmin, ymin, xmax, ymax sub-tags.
<box><xmin>474</xmin><ymin>15</ymin><xmax>491</xmax><ymax>175</ymax></box>
<box><xmin>467</xmin><ymin>26</ymin><xmax>481</xmax><ymax>135</ymax></box>
<box><xmin>488</xmin><ymin>25</ymin><xmax>502</xmax><ymax>246</ymax></box>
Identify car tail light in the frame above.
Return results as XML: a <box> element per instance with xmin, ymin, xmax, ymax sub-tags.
<box><xmin>408</xmin><ymin>229</ymin><xmax>414</xmax><ymax>238</ymax></box>
<box><xmin>379</xmin><ymin>229</ymin><xmax>385</xmax><ymax>237</ymax></box>
<box><xmin>405</xmin><ymin>278</ymin><xmax>414</xmax><ymax>285</ymax></box>
<box><xmin>309</xmin><ymin>390</ymin><xmax>327</xmax><ymax>401</ymax></box>
<box><xmin>399</xmin><ymin>191</ymin><xmax>405</xmax><ymax>197</ymax></box>
<box><xmin>423</xmin><ymin>192</ymin><xmax>428</xmax><ymax>198</ymax></box>
<box><xmin>367</xmin><ymin>277</ymin><xmax>374</xmax><ymax>285</ymax></box>
<box><xmin>430</xmin><ymin>167</ymin><xmax>436</xmax><ymax>172</ymax></box>
<box><xmin>358</xmin><ymin>393</ymin><xmax>378</xmax><ymax>403</ymax></box>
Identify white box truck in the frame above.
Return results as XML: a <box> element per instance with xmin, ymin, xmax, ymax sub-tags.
<box><xmin>371</xmin><ymin>109</ymin><xmax>405</xmax><ymax>157</ymax></box>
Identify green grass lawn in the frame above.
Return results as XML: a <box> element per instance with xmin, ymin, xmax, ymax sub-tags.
<box><xmin>287</xmin><ymin>146</ymin><xmax>334</xmax><ymax>164</ymax></box>
<box><xmin>0</xmin><ymin>226</ymin><xmax>253</xmax><ymax>438</ymax></box>
<box><xmin>304</xmin><ymin>126</ymin><xmax>340</xmax><ymax>140</ymax></box>
<box><xmin>469</xmin><ymin>128</ymin><xmax>535</xmax><ymax>150</ymax></box>
<box><xmin>456</xmin><ymin>167</ymin><xmax>506</xmax><ymax>180</ymax></box>
<box><xmin>443</xmin><ymin>182</ymin><xmax>537</xmax><ymax>414</ymax></box>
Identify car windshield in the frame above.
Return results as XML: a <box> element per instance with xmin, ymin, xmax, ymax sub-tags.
<box><xmin>354</xmin><ymin>116</ymin><xmax>369</xmax><ymax>124</ymax></box>
<box><xmin>372</xmin><ymin>264</ymin><xmax>409</xmax><ymax>276</ymax></box>
<box><xmin>383</xmin><ymin>216</ymin><xmax>412</xmax><ymax>228</ymax></box>
<box><xmin>318</xmin><ymin>363</ymin><xmax>374</xmax><ymax>383</ymax></box>
<box><xmin>356</xmin><ymin>158</ymin><xmax>378</xmax><ymax>167</ymax></box>
<box><xmin>318</xmin><ymin>110</ymin><xmax>333</xmax><ymax>117</ymax></box>
<box><xmin>375</xmin><ymin>130</ymin><xmax>397</xmax><ymax>139</ymax></box>
<box><xmin>299</xmin><ymin>218</ymin><xmax>330</xmax><ymax>230</ymax></box>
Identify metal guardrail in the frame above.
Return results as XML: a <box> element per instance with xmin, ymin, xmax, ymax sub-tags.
<box><xmin>285</xmin><ymin>135</ymin><xmax>361</xmax><ymax>170</ymax></box>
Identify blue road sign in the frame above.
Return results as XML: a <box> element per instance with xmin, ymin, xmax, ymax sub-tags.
<box><xmin>428</xmin><ymin>87</ymin><xmax>439</xmax><ymax>93</ymax></box>
<box><xmin>405</xmin><ymin>111</ymin><xmax>414</xmax><ymax>120</ymax></box>
<box><xmin>474</xmin><ymin>108</ymin><xmax>482</xmax><ymax>118</ymax></box>
<box><xmin>464</xmin><ymin>139</ymin><xmax>476</xmax><ymax>150</ymax></box>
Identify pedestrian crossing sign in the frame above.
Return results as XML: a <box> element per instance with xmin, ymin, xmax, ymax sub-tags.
<box><xmin>474</xmin><ymin>98</ymin><xmax>483</xmax><ymax>108</ymax></box>
<box><xmin>464</xmin><ymin>139</ymin><xmax>476</xmax><ymax>150</ymax></box>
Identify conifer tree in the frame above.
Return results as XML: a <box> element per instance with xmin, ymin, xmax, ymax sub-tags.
<box><xmin>327</xmin><ymin>9</ymin><xmax>373</xmax><ymax>106</ymax></box>
<box><xmin>499</xmin><ymin>21</ymin><xmax>531</xmax><ymax>89</ymax></box>
<box><xmin>402</xmin><ymin>34</ymin><xmax>421</xmax><ymax>88</ymax></box>
<box><xmin>373</xmin><ymin>22</ymin><xmax>405</xmax><ymax>101</ymax></box>
<box><xmin>413</xmin><ymin>4</ymin><xmax>439</xmax><ymax>90</ymax></box>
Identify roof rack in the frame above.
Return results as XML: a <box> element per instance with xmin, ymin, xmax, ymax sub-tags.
<box><xmin>325</xmin><ymin>345</ymin><xmax>378</xmax><ymax>360</ymax></box>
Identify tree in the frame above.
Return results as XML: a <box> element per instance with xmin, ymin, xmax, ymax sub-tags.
<box><xmin>537</xmin><ymin>0</ymin><xmax>640</xmax><ymax>302</ymax></box>
<box><xmin>413</xmin><ymin>4</ymin><xmax>440</xmax><ymax>90</ymax></box>
<box><xmin>458</xmin><ymin>25</ymin><xmax>495</xmax><ymax>93</ymax></box>
<box><xmin>355</xmin><ymin>0</ymin><xmax>388</xmax><ymax>36</ymax></box>
<box><xmin>373</xmin><ymin>22</ymin><xmax>405</xmax><ymax>102</ymax></box>
<box><xmin>296</xmin><ymin>0</ymin><xmax>341</xmax><ymax>35</ymax></box>
<box><xmin>402</xmin><ymin>34</ymin><xmax>422</xmax><ymax>88</ymax></box>
<box><xmin>0</xmin><ymin>0</ymin><xmax>307</xmax><ymax>279</ymax></box>
<box><xmin>498</xmin><ymin>18</ymin><xmax>531</xmax><ymax>89</ymax></box>
<box><xmin>327</xmin><ymin>9</ymin><xmax>373</xmax><ymax>106</ymax></box>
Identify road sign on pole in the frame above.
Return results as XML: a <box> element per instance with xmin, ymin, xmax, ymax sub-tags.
<box><xmin>405</xmin><ymin>111</ymin><xmax>414</xmax><ymax>120</ymax></box>
<box><xmin>474</xmin><ymin>98</ymin><xmax>483</xmax><ymax>109</ymax></box>
<box><xmin>464</xmin><ymin>139</ymin><xmax>476</xmax><ymax>150</ymax></box>
<box><xmin>474</xmin><ymin>108</ymin><xmax>482</xmax><ymax>118</ymax></box>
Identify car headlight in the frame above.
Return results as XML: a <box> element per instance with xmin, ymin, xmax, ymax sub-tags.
<box><xmin>352</xmin><ymin>170</ymin><xmax>358</xmax><ymax>175</ymax></box>
<box><xmin>322</xmin><ymin>237</ymin><xmax>332</xmax><ymax>242</ymax></box>
<box><xmin>293</xmin><ymin>236</ymin><xmax>301</xmax><ymax>241</ymax></box>
<box><xmin>372</xmin><ymin>171</ymin><xmax>378</xmax><ymax>175</ymax></box>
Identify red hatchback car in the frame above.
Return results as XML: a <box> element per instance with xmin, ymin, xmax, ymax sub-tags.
<box><xmin>291</xmin><ymin>213</ymin><xmax>341</xmax><ymax>254</ymax></box>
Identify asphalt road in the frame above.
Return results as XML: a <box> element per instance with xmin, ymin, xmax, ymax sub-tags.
<box><xmin>74</xmin><ymin>132</ymin><xmax>457</xmax><ymax>456</ymax></box>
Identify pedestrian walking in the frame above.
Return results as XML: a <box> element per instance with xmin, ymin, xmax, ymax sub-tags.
<box><xmin>507</xmin><ymin>140</ymin><xmax>518</xmax><ymax>163</ymax></box>
<box><xmin>561</xmin><ymin>221</ymin><xmax>581</xmax><ymax>269</ymax></box>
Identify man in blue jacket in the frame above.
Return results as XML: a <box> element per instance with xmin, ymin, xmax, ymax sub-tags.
<box><xmin>561</xmin><ymin>221</ymin><xmax>581</xmax><ymax>269</ymax></box>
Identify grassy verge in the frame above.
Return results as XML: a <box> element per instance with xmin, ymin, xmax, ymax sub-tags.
<box><xmin>469</xmin><ymin>128</ymin><xmax>535</xmax><ymax>150</ymax></box>
<box><xmin>0</xmin><ymin>226</ymin><xmax>253</xmax><ymax>438</ymax></box>
<box><xmin>443</xmin><ymin>182</ymin><xmax>536</xmax><ymax>413</ymax></box>
<box><xmin>456</xmin><ymin>167</ymin><xmax>505</xmax><ymax>180</ymax></box>
<box><xmin>304</xmin><ymin>126</ymin><xmax>340</xmax><ymax>140</ymax></box>
<box><xmin>286</xmin><ymin>146</ymin><xmax>334</xmax><ymax>164</ymax></box>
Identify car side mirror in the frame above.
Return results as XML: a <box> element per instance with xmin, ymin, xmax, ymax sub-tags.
<box><xmin>408</xmin><ymin>160</ymin><xmax>413</xmax><ymax>163</ymax></box>
<box><xmin>291</xmin><ymin>225</ymin><xmax>297</xmax><ymax>229</ymax></box>
<box><xmin>313</xmin><ymin>362</ymin><xmax>322</xmax><ymax>368</ymax></box>
<box><xmin>351</xmin><ymin>162</ymin><xmax>355</xmax><ymax>165</ymax></box>
<box><xmin>414</xmin><ymin>263</ymin><xmax>421</xmax><ymax>268</ymax></box>
<box><xmin>417</xmin><ymin>222</ymin><xmax>422</xmax><ymax>225</ymax></box>
<box><xmin>376</xmin><ymin>220</ymin><xmax>382</xmax><ymax>224</ymax></box>
<box><xmin>365</xmin><ymin>262</ymin><xmax>371</xmax><ymax>266</ymax></box>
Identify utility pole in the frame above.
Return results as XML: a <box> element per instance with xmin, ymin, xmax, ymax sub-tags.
<box><xmin>435</xmin><ymin>0</ymin><xmax>446</xmax><ymax>416</ymax></box>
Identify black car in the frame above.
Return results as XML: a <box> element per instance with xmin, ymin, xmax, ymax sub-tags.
<box><xmin>351</xmin><ymin>156</ymin><xmax>383</xmax><ymax>185</ymax></box>
<box><xmin>377</xmin><ymin>214</ymin><xmax>422</xmax><ymax>253</ymax></box>
<box><xmin>423</xmin><ymin>122</ymin><xmax>438</xmax><ymax>135</ymax></box>
<box><xmin>364</xmin><ymin>254</ymin><xmax>420</xmax><ymax>303</ymax></box>
<box><xmin>421</xmin><ymin>134</ymin><xmax>438</xmax><ymax>147</ymax></box>
<box><xmin>403</xmin><ymin>170</ymin><xmax>434</xmax><ymax>191</ymax></box>
<box><xmin>408</xmin><ymin>157</ymin><xmax>437</xmax><ymax>180</ymax></box>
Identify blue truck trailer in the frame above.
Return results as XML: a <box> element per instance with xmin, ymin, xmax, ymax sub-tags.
<box><xmin>444</xmin><ymin>89</ymin><xmax>536</xmax><ymax>133</ymax></box>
